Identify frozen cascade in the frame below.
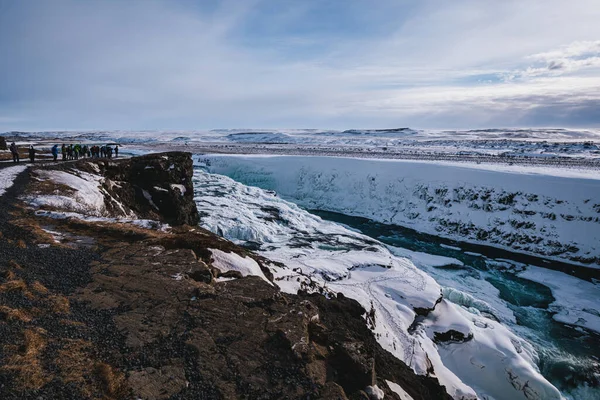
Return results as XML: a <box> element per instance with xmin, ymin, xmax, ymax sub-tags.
<box><xmin>204</xmin><ymin>155</ymin><xmax>600</xmax><ymax>268</ymax></box>
<box><xmin>193</xmin><ymin>168</ymin><xmax>564</xmax><ymax>400</ymax></box>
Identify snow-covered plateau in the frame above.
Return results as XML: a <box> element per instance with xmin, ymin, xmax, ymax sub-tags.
<box><xmin>203</xmin><ymin>155</ymin><xmax>600</xmax><ymax>268</ymax></box>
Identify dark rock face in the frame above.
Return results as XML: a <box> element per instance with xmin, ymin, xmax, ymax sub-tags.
<box><xmin>0</xmin><ymin>136</ymin><xmax>6</xmax><ymax>150</ymax></box>
<box><xmin>433</xmin><ymin>330</ymin><xmax>474</xmax><ymax>344</ymax></box>
<box><xmin>81</xmin><ymin>152</ymin><xmax>199</xmax><ymax>226</ymax></box>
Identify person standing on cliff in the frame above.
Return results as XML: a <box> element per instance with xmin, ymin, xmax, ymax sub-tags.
<box><xmin>9</xmin><ymin>142</ymin><xmax>19</xmax><ymax>163</ymax></box>
<box><xmin>28</xmin><ymin>145</ymin><xmax>35</xmax><ymax>163</ymax></box>
<box><xmin>52</xmin><ymin>144</ymin><xmax>59</xmax><ymax>161</ymax></box>
<box><xmin>115</xmin><ymin>145</ymin><xmax>119</xmax><ymax>157</ymax></box>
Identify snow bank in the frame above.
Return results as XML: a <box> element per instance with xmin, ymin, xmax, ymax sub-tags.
<box><xmin>209</xmin><ymin>248</ymin><xmax>272</xmax><ymax>285</ymax></box>
<box><xmin>31</xmin><ymin>170</ymin><xmax>107</xmax><ymax>214</ymax></box>
<box><xmin>0</xmin><ymin>165</ymin><xmax>27</xmax><ymax>196</ymax></box>
<box><xmin>205</xmin><ymin>155</ymin><xmax>600</xmax><ymax>267</ymax></box>
<box><xmin>386</xmin><ymin>380</ymin><xmax>414</xmax><ymax>400</ymax></box>
<box><xmin>27</xmin><ymin>169</ymin><xmax>136</xmax><ymax>219</ymax></box>
<box><xmin>193</xmin><ymin>169</ymin><xmax>563</xmax><ymax>400</ymax></box>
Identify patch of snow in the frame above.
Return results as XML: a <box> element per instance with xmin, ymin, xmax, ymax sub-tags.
<box><xmin>209</xmin><ymin>248</ymin><xmax>272</xmax><ymax>285</ymax></box>
<box><xmin>33</xmin><ymin>170</ymin><xmax>106</xmax><ymax>212</ymax></box>
<box><xmin>34</xmin><ymin>210</ymin><xmax>170</xmax><ymax>231</ymax></box>
<box><xmin>0</xmin><ymin>165</ymin><xmax>27</xmax><ymax>196</ymax></box>
<box><xmin>365</xmin><ymin>385</ymin><xmax>385</xmax><ymax>400</ymax></box>
<box><xmin>171</xmin><ymin>273</ymin><xmax>184</xmax><ymax>281</ymax></box>
<box><xmin>440</xmin><ymin>243</ymin><xmax>462</xmax><ymax>251</ymax></box>
<box><xmin>170</xmin><ymin>184</ymin><xmax>186</xmax><ymax>195</ymax></box>
<box><xmin>142</xmin><ymin>189</ymin><xmax>159</xmax><ymax>210</ymax></box>
<box><xmin>389</xmin><ymin>246</ymin><xmax>464</xmax><ymax>268</ymax></box>
<box><xmin>215</xmin><ymin>276</ymin><xmax>236</xmax><ymax>282</ymax></box>
<box><xmin>385</xmin><ymin>381</ymin><xmax>413</xmax><ymax>400</ymax></box>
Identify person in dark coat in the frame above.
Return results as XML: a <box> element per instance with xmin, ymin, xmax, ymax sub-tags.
<box><xmin>28</xmin><ymin>145</ymin><xmax>35</xmax><ymax>162</ymax></box>
<box><xmin>9</xmin><ymin>142</ymin><xmax>19</xmax><ymax>163</ymax></box>
<box><xmin>52</xmin><ymin>144</ymin><xmax>59</xmax><ymax>161</ymax></box>
<box><xmin>115</xmin><ymin>145</ymin><xmax>119</xmax><ymax>157</ymax></box>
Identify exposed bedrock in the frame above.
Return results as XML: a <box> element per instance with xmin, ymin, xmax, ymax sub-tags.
<box><xmin>78</xmin><ymin>152</ymin><xmax>199</xmax><ymax>226</ymax></box>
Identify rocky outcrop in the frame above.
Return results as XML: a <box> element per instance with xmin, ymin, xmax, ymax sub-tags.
<box><xmin>0</xmin><ymin>212</ymin><xmax>452</xmax><ymax>399</ymax></box>
<box><xmin>0</xmin><ymin>153</ymin><xmax>452</xmax><ymax>399</ymax></box>
<box><xmin>79</xmin><ymin>152</ymin><xmax>199</xmax><ymax>226</ymax></box>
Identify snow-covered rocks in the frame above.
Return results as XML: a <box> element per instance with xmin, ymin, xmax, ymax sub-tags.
<box><xmin>209</xmin><ymin>248</ymin><xmax>272</xmax><ymax>285</ymax></box>
<box><xmin>23</xmin><ymin>152</ymin><xmax>199</xmax><ymax>227</ymax></box>
<box><xmin>30</xmin><ymin>170</ymin><xmax>111</xmax><ymax>215</ymax></box>
<box><xmin>517</xmin><ymin>266</ymin><xmax>600</xmax><ymax>334</ymax></box>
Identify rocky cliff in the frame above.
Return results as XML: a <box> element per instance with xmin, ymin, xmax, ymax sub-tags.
<box><xmin>79</xmin><ymin>152</ymin><xmax>199</xmax><ymax>226</ymax></box>
<box><xmin>0</xmin><ymin>153</ymin><xmax>451</xmax><ymax>399</ymax></box>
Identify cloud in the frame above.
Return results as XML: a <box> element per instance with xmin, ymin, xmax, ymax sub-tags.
<box><xmin>518</xmin><ymin>41</ymin><xmax>600</xmax><ymax>77</ymax></box>
<box><xmin>1</xmin><ymin>0</ymin><xmax>600</xmax><ymax>130</ymax></box>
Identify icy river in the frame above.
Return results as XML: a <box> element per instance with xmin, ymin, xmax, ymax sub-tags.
<box><xmin>194</xmin><ymin>155</ymin><xmax>600</xmax><ymax>400</ymax></box>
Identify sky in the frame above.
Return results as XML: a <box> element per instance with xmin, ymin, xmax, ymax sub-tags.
<box><xmin>1</xmin><ymin>0</ymin><xmax>600</xmax><ymax>131</ymax></box>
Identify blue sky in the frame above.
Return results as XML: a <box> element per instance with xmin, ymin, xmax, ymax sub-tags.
<box><xmin>1</xmin><ymin>0</ymin><xmax>600</xmax><ymax>131</ymax></box>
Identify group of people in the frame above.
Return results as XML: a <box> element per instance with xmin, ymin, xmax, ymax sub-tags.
<box><xmin>8</xmin><ymin>142</ymin><xmax>120</xmax><ymax>163</ymax></box>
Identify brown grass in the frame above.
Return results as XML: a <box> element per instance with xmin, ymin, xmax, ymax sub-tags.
<box><xmin>1</xmin><ymin>328</ymin><xmax>50</xmax><ymax>390</ymax></box>
<box><xmin>30</xmin><ymin>281</ymin><xmax>49</xmax><ymax>295</ymax></box>
<box><xmin>0</xmin><ymin>306</ymin><xmax>33</xmax><ymax>322</ymax></box>
<box><xmin>10</xmin><ymin>217</ymin><xmax>58</xmax><ymax>245</ymax></box>
<box><xmin>16</xmin><ymin>239</ymin><xmax>27</xmax><ymax>249</ymax></box>
<box><xmin>56</xmin><ymin>340</ymin><xmax>92</xmax><ymax>386</ymax></box>
<box><xmin>94</xmin><ymin>362</ymin><xmax>128</xmax><ymax>398</ymax></box>
<box><xmin>49</xmin><ymin>295</ymin><xmax>70</xmax><ymax>313</ymax></box>
<box><xmin>0</xmin><ymin>279</ymin><xmax>27</xmax><ymax>293</ymax></box>
<box><xmin>59</xmin><ymin>319</ymin><xmax>87</xmax><ymax>327</ymax></box>
<box><xmin>1</xmin><ymin>269</ymin><xmax>17</xmax><ymax>281</ymax></box>
<box><xmin>8</xmin><ymin>260</ymin><xmax>22</xmax><ymax>269</ymax></box>
<box><xmin>55</xmin><ymin>341</ymin><xmax>128</xmax><ymax>399</ymax></box>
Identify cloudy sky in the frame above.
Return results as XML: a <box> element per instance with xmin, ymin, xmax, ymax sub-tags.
<box><xmin>1</xmin><ymin>0</ymin><xmax>600</xmax><ymax>131</ymax></box>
